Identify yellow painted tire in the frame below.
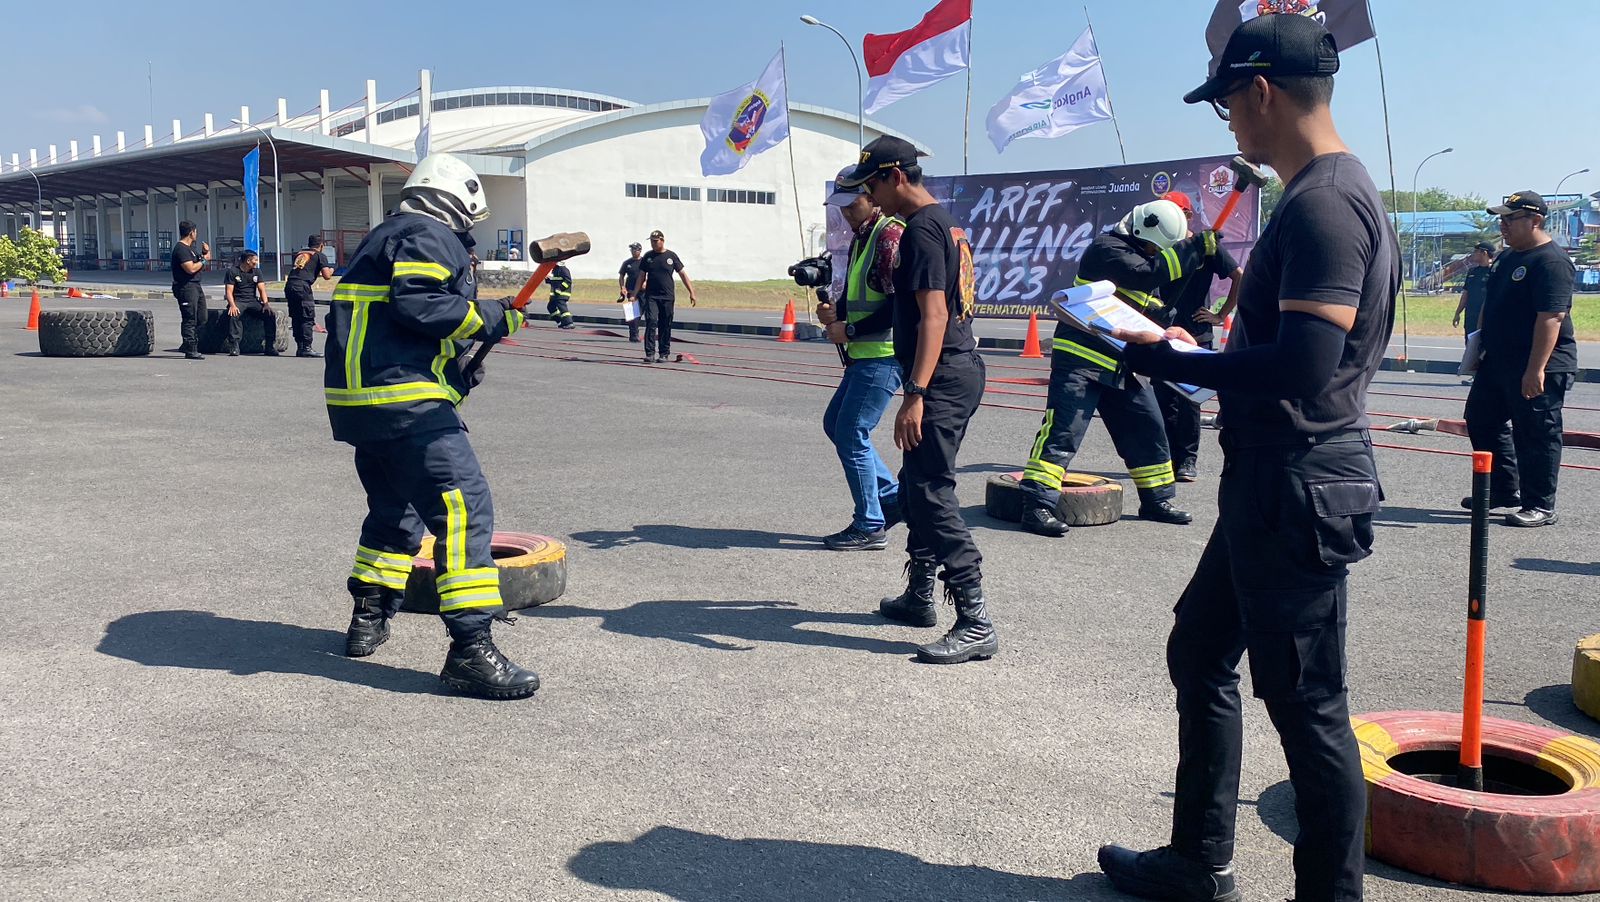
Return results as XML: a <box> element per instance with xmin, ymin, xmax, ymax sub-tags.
<box><xmin>1354</xmin><ymin>710</ymin><xmax>1600</xmax><ymax>892</ymax></box>
<box><xmin>1574</xmin><ymin>635</ymin><xmax>1600</xmax><ymax>721</ymax></box>
<box><xmin>984</xmin><ymin>471</ymin><xmax>1123</xmax><ymax>526</ymax></box>
<box><xmin>401</xmin><ymin>531</ymin><xmax>567</xmax><ymax>615</ymax></box>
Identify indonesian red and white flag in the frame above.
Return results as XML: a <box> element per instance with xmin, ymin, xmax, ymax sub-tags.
<box><xmin>862</xmin><ymin>0</ymin><xmax>972</xmax><ymax>115</ymax></box>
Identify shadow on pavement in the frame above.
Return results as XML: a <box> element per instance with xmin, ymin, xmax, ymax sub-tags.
<box><xmin>567</xmin><ymin>825</ymin><xmax>1103</xmax><ymax>900</ymax></box>
<box><xmin>532</xmin><ymin>600</ymin><xmax>920</xmax><ymax>657</ymax></box>
<box><xmin>1513</xmin><ymin>558</ymin><xmax>1600</xmax><ymax>577</ymax></box>
<box><xmin>1519</xmin><ymin>684</ymin><xmax>1600</xmax><ymax>738</ymax></box>
<box><xmin>96</xmin><ymin>610</ymin><xmax>439</xmax><ymax>694</ymax></box>
<box><xmin>956</xmin><ymin>462</ymin><xmax>1019</xmax><ymax>475</ymax></box>
<box><xmin>1252</xmin><ymin>781</ymin><xmax>1461</xmax><ymax>890</ymax></box>
<box><xmin>1372</xmin><ymin>505</ymin><xmax>1464</xmax><ymax>528</ymax></box>
<box><xmin>570</xmin><ymin>525</ymin><xmax>822</xmax><ymax>551</ymax></box>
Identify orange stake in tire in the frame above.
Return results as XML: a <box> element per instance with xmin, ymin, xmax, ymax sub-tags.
<box><xmin>1459</xmin><ymin>450</ymin><xmax>1492</xmax><ymax>791</ymax></box>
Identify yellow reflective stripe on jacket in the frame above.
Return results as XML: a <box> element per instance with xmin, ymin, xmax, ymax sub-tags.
<box><xmin>393</xmin><ymin>260</ymin><xmax>452</xmax><ymax>282</ymax></box>
<box><xmin>1203</xmin><ymin>231</ymin><xmax>1217</xmax><ymax>256</ymax></box>
<box><xmin>1052</xmin><ymin>337</ymin><xmax>1118</xmax><ymax>371</ymax></box>
<box><xmin>335</xmin><ymin>282</ymin><xmax>390</xmax><ymax>391</ymax></box>
<box><xmin>445</xmin><ymin>303</ymin><xmax>485</xmax><ymax>341</ymax></box>
<box><xmin>431</xmin><ymin>338</ymin><xmax>462</xmax><ymax>398</ymax></box>
<box><xmin>505</xmin><ymin>309</ymin><xmax>524</xmax><ymax>334</ymax></box>
<box><xmin>324</xmin><ymin>382</ymin><xmax>459</xmax><ymax>407</ymax></box>
<box><xmin>333</xmin><ymin>283</ymin><xmax>390</xmax><ymax>303</ymax></box>
<box><xmin>1161</xmin><ymin>247</ymin><xmax>1183</xmax><ymax>280</ymax></box>
<box><xmin>1073</xmin><ymin>277</ymin><xmax>1162</xmax><ymax>312</ymax></box>
<box><xmin>442</xmin><ymin>489</ymin><xmax>467</xmax><ymax>573</ymax></box>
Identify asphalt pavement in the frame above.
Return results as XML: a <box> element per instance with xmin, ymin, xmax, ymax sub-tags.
<box><xmin>4</xmin><ymin>298</ymin><xmax>1599</xmax><ymax>901</ymax></box>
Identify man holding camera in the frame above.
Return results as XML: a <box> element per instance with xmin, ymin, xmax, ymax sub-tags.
<box><xmin>813</xmin><ymin>166</ymin><xmax>904</xmax><ymax>551</ymax></box>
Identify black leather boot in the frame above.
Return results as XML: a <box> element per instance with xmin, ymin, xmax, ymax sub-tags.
<box><xmin>1139</xmin><ymin>498</ymin><xmax>1193</xmax><ymax>525</ymax></box>
<box><xmin>1097</xmin><ymin>845</ymin><xmax>1242</xmax><ymax>901</ymax></box>
<box><xmin>916</xmin><ymin>584</ymin><xmax>998</xmax><ymax>664</ymax></box>
<box><xmin>878</xmin><ymin>559</ymin><xmax>938</xmax><ymax>627</ymax></box>
<box><xmin>439</xmin><ymin>634</ymin><xmax>541</xmax><ymax>700</ymax></box>
<box><xmin>1020</xmin><ymin>502</ymin><xmax>1070</xmax><ymax>537</ymax></box>
<box><xmin>344</xmin><ymin>583</ymin><xmax>392</xmax><ymax>657</ymax></box>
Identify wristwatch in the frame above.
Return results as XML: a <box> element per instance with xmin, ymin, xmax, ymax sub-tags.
<box><xmin>843</xmin><ymin>323</ymin><xmax>857</xmax><ymax>339</ymax></box>
<box><xmin>903</xmin><ymin>381</ymin><xmax>926</xmax><ymax>397</ymax></box>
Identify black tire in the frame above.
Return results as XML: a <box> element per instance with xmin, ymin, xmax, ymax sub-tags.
<box><xmin>984</xmin><ymin>472</ymin><xmax>1124</xmax><ymax>527</ymax></box>
<box><xmin>37</xmin><ymin>309</ymin><xmax>155</xmax><ymax>357</ymax></box>
<box><xmin>199</xmin><ymin>307</ymin><xmax>291</xmax><ymax>354</ymax></box>
<box><xmin>401</xmin><ymin>532</ymin><xmax>568</xmax><ymax>615</ymax></box>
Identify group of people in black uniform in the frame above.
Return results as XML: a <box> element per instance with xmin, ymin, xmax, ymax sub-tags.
<box><xmin>168</xmin><ymin>228</ymin><xmax>335</xmax><ymax>360</ymax></box>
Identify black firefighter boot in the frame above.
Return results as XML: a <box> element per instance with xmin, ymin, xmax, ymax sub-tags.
<box><xmin>878</xmin><ymin>559</ymin><xmax>939</xmax><ymax>627</ymax></box>
<box><xmin>439</xmin><ymin>616</ymin><xmax>541</xmax><ymax>700</ymax></box>
<box><xmin>916</xmin><ymin>583</ymin><xmax>999</xmax><ymax>664</ymax></box>
<box><xmin>344</xmin><ymin>581</ymin><xmax>396</xmax><ymax>657</ymax></box>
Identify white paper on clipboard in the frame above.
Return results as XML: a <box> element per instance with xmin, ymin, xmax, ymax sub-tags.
<box><xmin>1046</xmin><ymin>282</ymin><xmax>1218</xmax><ymax>405</ymax></box>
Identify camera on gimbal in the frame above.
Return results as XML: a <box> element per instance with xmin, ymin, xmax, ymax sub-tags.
<box><xmin>787</xmin><ymin>254</ymin><xmax>833</xmax><ymax>290</ymax></box>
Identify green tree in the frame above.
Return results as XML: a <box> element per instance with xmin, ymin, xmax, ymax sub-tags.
<box><xmin>1260</xmin><ymin>177</ymin><xmax>1283</xmax><ymax>223</ymax></box>
<box><xmin>0</xmin><ymin>228</ymin><xmax>67</xmax><ymax>286</ymax></box>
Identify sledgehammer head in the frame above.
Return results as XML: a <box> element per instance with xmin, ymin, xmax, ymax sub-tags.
<box><xmin>529</xmin><ymin>231</ymin><xmax>591</xmax><ymax>263</ymax></box>
<box><xmin>1229</xmin><ymin>156</ymin><xmax>1269</xmax><ymax>191</ymax></box>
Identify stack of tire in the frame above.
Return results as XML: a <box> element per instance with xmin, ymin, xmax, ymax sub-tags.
<box><xmin>199</xmin><ymin>307</ymin><xmax>291</xmax><ymax>355</ymax></box>
<box><xmin>37</xmin><ymin>309</ymin><xmax>155</xmax><ymax>357</ymax></box>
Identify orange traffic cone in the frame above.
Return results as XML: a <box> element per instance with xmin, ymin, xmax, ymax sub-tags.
<box><xmin>777</xmin><ymin>299</ymin><xmax>797</xmax><ymax>342</ymax></box>
<box><xmin>1020</xmin><ymin>311</ymin><xmax>1043</xmax><ymax>358</ymax></box>
<box><xmin>1</xmin><ymin>281</ymin><xmax>9</xmax><ymax>298</ymax></box>
<box><xmin>66</xmin><ymin>286</ymin><xmax>84</xmax><ymax>299</ymax></box>
<box><xmin>25</xmin><ymin>288</ymin><xmax>41</xmax><ymax>331</ymax></box>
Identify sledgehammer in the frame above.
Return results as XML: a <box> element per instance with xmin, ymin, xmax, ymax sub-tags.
<box><xmin>1207</xmin><ymin>156</ymin><xmax>1269</xmax><ymax>234</ymax></box>
<box><xmin>464</xmin><ymin>231</ymin><xmax>591</xmax><ymax>379</ymax></box>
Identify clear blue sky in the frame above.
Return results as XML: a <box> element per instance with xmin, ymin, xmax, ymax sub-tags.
<box><xmin>5</xmin><ymin>1</ymin><xmax>1595</xmax><ymax>204</ymax></box>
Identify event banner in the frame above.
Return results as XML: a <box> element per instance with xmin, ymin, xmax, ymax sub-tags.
<box><xmin>243</xmin><ymin>147</ymin><xmax>260</xmax><ymax>255</ymax></box>
<box><xmin>827</xmin><ymin>154</ymin><xmax>1260</xmax><ymax>319</ymax></box>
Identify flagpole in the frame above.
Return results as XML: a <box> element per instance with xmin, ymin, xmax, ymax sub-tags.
<box><xmin>962</xmin><ymin>7</ymin><xmax>973</xmax><ymax>174</ymax></box>
<box><xmin>780</xmin><ymin>43</ymin><xmax>807</xmax><ymax>260</ymax></box>
<box><xmin>1083</xmin><ymin>6</ymin><xmax>1127</xmax><ymax>165</ymax></box>
<box><xmin>1369</xmin><ymin>18</ymin><xmax>1408</xmax><ymax>362</ymax></box>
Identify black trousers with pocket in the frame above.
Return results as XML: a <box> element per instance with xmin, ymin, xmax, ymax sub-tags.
<box><xmin>1166</xmin><ymin>432</ymin><xmax>1379</xmax><ymax>902</ymax></box>
<box><xmin>225</xmin><ymin>302</ymin><xmax>276</xmax><ymax>351</ymax></box>
<box><xmin>285</xmin><ymin>281</ymin><xmax>317</xmax><ymax>351</ymax></box>
<box><xmin>173</xmin><ymin>283</ymin><xmax>206</xmax><ymax>352</ymax></box>
<box><xmin>900</xmin><ymin>350</ymin><xmax>986</xmax><ymax>588</ymax></box>
<box><xmin>642</xmin><ymin>296</ymin><xmax>675</xmax><ymax>357</ymax></box>
<box><xmin>1464</xmin><ymin>357</ymin><xmax>1572</xmax><ymax>511</ymax></box>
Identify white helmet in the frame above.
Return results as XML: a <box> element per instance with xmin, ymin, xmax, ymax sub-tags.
<box><xmin>402</xmin><ymin>152</ymin><xmax>490</xmax><ymax>223</ymax></box>
<box><xmin>1120</xmin><ymin>199</ymin><xmax>1186</xmax><ymax>251</ymax></box>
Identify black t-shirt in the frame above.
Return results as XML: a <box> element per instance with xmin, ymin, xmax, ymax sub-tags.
<box><xmin>1480</xmin><ymin>241</ymin><xmax>1577</xmax><ymax>375</ymax></box>
<box><xmin>224</xmin><ymin>267</ymin><xmax>265</xmax><ymax>305</ymax></box>
<box><xmin>1224</xmin><ymin>153</ymin><xmax>1398</xmax><ymax>438</ymax></box>
<box><xmin>171</xmin><ymin>242</ymin><xmax>203</xmax><ymax>289</ymax></box>
<box><xmin>637</xmin><ymin>249</ymin><xmax>683</xmax><ymax>301</ymax></box>
<box><xmin>1461</xmin><ymin>264</ymin><xmax>1490</xmax><ymax>332</ymax></box>
<box><xmin>890</xmin><ymin>202</ymin><xmax>977</xmax><ymax>370</ymax></box>
<box><xmin>619</xmin><ymin>257</ymin><xmax>642</xmax><ymax>294</ymax></box>
<box><xmin>1164</xmin><ymin>244</ymin><xmax>1239</xmax><ymax>339</ymax></box>
<box><xmin>287</xmin><ymin>249</ymin><xmax>330</xmax><ymax>287</ymax></box>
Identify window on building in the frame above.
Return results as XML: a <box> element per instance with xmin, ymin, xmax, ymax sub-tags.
<box><xmin>626</xmin><ymin>183</ymin><xmax>701</xmax><ymax>202</ymax></box>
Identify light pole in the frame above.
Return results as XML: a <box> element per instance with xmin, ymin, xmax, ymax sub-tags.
<box><xmin>1411</xmin><ymin>147</ymin><xmax>1452</xmax><ymax>287</ymax></box>
<box><xmin>800</xmin><ymin>15</ymin><xmax>865</xmax><ymax>148</ymax></box>
<box><xmin>1555</xmin><ymin>167</ymin><xmax>1590</xmax><ymax>197</ymax></box>
<box><xmin>233</xmin><ymin>118</ymin><xmax>283</xmax><ymax>281</ymax></box>
<box><xmin>19</xmin><ymin>164</ymin><xmax>46</xmax><ymax>240</ymax></box>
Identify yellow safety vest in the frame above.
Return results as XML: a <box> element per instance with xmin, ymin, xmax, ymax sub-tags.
<box><xmin>844</xmin><ymin>215</ymin><xmax>900</xmax><ymax>361</ymax></box>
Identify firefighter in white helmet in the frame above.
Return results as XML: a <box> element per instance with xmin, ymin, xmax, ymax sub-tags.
<box><xmin>323</xmin><ymin>152</ymin><xmax>540</xmax><ymax>699</ymax></box>
<box><xmin>1015</xmin><ymin>198</ymin><xmax>1219</xmax><ymax>537</ymax></box>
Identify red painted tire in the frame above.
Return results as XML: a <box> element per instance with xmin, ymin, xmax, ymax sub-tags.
<box><xmin>401</xmin><ymin>531</ymin><xmax>567</xmax><ymax>615</ymax></box>
<box><xmin>1355</xmin><ymin>710</ymin><xmax>1600</xmax><ymax>893</ymax></box>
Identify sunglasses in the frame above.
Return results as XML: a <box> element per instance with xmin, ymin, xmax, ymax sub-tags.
<box><xmin>1497</xmin><ymin>213</ymin><xmax>1535</xmax><ymax>225</ymax></box>
<box><xmin>1208</xmin><ymin>79</ymin><xmax>1257</xmax><ymax>122</ymax></box>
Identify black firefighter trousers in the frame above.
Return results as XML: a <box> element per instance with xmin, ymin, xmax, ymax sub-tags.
<box><xmin>349</xmin><ymin>426</ymin><xmax>505</xmax><ymax>643</ymax></box>
<box><xmin>1166</xmin><ymin>432</ymin><xmax>1380</xmax><ymax>902</ymax></box>
<box><xmin>901</xmin><ymin>350</ymin><xmax>986</xmax><ymax>588</ymax></box>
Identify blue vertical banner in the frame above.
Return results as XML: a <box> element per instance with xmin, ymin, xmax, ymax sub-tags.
<box><xmin>243</xmin><ymin>146</ymin><xmax>260</xmax><ymax>253</ymax></box>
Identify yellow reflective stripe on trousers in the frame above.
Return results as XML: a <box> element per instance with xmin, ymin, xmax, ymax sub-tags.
<box><xmin>442</xmin><ymin>489</ymin><xmax>467</xmax><ymax>573</ymax></box>
<box><xmin>438</xmin><ymin>592</ymin><xmax>502</xmax><ymax>612</ymax></box>
<box><xmin>392</xmin><ymin>260</ymin><xmax>452</xmax><ymax>282</ymax></box>
<box><xmin>1129</xmin><ymin>462</ymin><xmax>1175</xmax><ymax>488</ymax></box>
<box><xmin>445</xmin><ymin>303</ymin><xmax>485</xmax><ymax>341</ymax></box>
<box><xmin>1024</xmin><ymin>410</ymin><xmax>1064</xmax><ymax>489</ymax></box>
<box><xmin>438</xmin><ymin>565</ymin><xmax>502</xmax><ymax>612</ymax></box>
<box><xmin>324</xmin><ymin>382</ymin><xmax>457</xmax><ymax>407</ymax></box>
<box><xmin>350</xmin><ymin>544</ymin><xmax>413</xmax><ymax>590</ymax></box>
<box><xmin>437</xmin><ymin>567</ymin><xmax>498</xmax><ymax>592</ymax></box>
<box><xmin>1052</xmin><ymin>337</ymin><xmax>1118</xmax><ymax>371</ymax></box>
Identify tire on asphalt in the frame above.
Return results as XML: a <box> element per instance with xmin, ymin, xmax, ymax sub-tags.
<box><xmin>401</xmin><ymin>531</ymin><xmax>568</xmax><ymax>615</ymax></box>
<box><xmin>37</xmin><ymin>309</ymin><xmax>155</xmax><ymax>357</ymax></box>
<box><xmin>199</xmin><ymin>307</ymin><xmax>291</xmax><ymax>354</ymax></box>
<box><xmin>1574</xmin><ymin>635</ymin><xmax>1600</xmax><ymax>721</ymax></box>
<box><xmin>1355</xmin><ymin>709</ymin><xmax>1600</xmax><ymax>893</ymax></box>
<box><xmin>984</xmin><ymin>471</ymin><xmax>1123</xmax><ymax>526</ymax></box>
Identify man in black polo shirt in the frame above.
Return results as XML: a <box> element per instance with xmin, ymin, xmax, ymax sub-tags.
<box><xmin>633</xmin><ymin>229</ymin><xmax>698</xmax><ymax>363</ymax></box>
<box><xmin>222</xmin><ymin>250</ymin><xmax>278</xmax><ymax>356</ymax></box>
<box><xmin>840</xmin><ymin>136</ymin><xmax>997</xmax><ymax>666</ymax></box>
<box><xmin>618</xmin><ymin>242</ymin><xmax>644</xmax><ymax>342</ymax></box>
<box><xmin>1157</xmin><ymin>190</ymin><xmax>1243</xmax><ymax>481</ymax></box>
<box><xmin>1464</xmin><ymin>191</ymin><xmax>1576</xmax><ymax>528</ymax></box>
<box><xmin>1099</xmin><ymin>15</ymin><xmax>1397</xmax><ymax>900</ymax></box>
<box><xmin>170</xmin><ymin>220</ymin><xmax>211</xmax><ymax>360</ymax></box>
<box><xmin>286</xmin><ymin>234</ymin><xmax>335</xmax><ymax>357</ymax></box>
<box><xmin>1453</xmin><ymin>241</ymin><xmax>1495</xmax><ymax>340</ymax></box>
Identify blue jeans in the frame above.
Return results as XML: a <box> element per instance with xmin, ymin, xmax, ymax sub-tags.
<box><xmin>822</xmin><ymin>357</ymin><xmax>902</xmax><ymax>532</ymax></box>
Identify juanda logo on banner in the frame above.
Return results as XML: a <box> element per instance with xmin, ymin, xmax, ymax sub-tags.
<box><xmin>985</xmin><ymin>28</ymin><xmax>1113</xmax><ymax>155</ymax></box>
<box><xmin>699</xmin><ymin>50</ymin><xmax>790</xmax><ymax>177</ymax></box>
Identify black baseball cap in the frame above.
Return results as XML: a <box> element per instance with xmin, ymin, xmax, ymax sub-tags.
<box><xmin>649</xmin><ymin>230</ymin><xmax>665</xmax><ymax>240</ymax></box>
<box><xmin>837</xmin><ymin>136</ymin><xmax>923</xmax><ymax>188</ymax></box>
<box><xmin>1184</xmin><ymin>13</ymin><xmax>1340</xmax><ymax>105</ymax></box>
<box><xmin>629</xmin><ymin>242</ymin><xmax>642</xmax><ymax>251</ymax></box>
<box><xmin>1487</xmin><ymin>191</ymin><xmax>1548</xmax><ymax>217</ymax></box>
<box><xmin>1474</xmin><ymin>241</ymin><xmax>1495</xmax><ymax>254</ymax></box>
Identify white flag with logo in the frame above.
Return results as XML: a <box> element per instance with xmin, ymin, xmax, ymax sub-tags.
<box><xmin>985</xmin><ymin>28</ymin><xmax>1113</xmax><ymax>154</ymax></box>
<box><xmin>700</xmin><ymin>50</ymin><xmax>790</xmax><ymax>177</ymax></box>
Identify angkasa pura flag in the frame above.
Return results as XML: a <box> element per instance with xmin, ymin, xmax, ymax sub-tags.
<box><xmin>863</xmin><ymin>0</ymin><xmax>971</xmax><ymax>115</ymax></box>
<box><xmin>1206</xmin><ymin>0</ymin><xmax>1375</xmax><ymax>75</ymax></box>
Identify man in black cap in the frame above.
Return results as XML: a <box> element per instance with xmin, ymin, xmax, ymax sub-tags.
<box><xmin>1452</xmin><ymin>241</ymin><xmax>1495</xmax><ymax>345</ymax></box>
<box><xmin>618</xmin><ymin>242</ymin><xmax>644</xmax><ymax>342</ymax></box>
<box><xmin>840</xmin><ymin>136</ymin><xmax>997</xmax><ymax>666</ymax></box>
<box><xmin>286</xmin><ymin>235</ymin><xmax>335</xmax><ymax>357</ymax></box>
<box><xmin>1463</xmin><ymin>191</ymin><xmax>1576</xmax><ymax>528</ymax></box>
<box><xmin>632</xmin><ymin>229</ymin><xmax>698</xmax><ymax>363</ymax></box>
<box><xmin>1098</xmin><ymin>13</ymin><xmax>1397</xmax><ymax>901</ymax></box>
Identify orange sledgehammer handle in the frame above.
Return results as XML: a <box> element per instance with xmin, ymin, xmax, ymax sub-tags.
<box><xmin>1458</xmin><ymin>450</ymin><xmax>1493</xmax><ymax>792</ymax></box>
<box><xmin>1207</xmin><ymin>191</ymin><xmax>1246</xmax><ymax>234</ymax></box>
<box><xmin>463</xmin><ymin>261</ymin><xmax>556</xmax><ymax>378</ymax></box>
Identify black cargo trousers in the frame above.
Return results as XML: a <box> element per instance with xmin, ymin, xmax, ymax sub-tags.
<box><xmin>900</xmin><ymin>349</ymin><xmax>986</xmax><ymax>588</ymax></box>
<box><xmin>1166</xmin><ymin>431</ymin><xmax>1380</xmax><ymax>902</ymax></box>
<box><xmin>173</xmin><ymin>282</ymin><xmax>206</xmax><ymax>353</ymax></box>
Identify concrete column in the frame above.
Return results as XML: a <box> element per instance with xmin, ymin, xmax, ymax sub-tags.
<box><xmin>146</xmin><ymin>190</ymin><xmax>158</xmax><ymax>267</ymax></box>
<box><xmin>321</xmin><ymin>170</ymin><xmax>337</xmax><ymax>243</ymax></box>
<box><xmin>9</xmin><ymin>153</ymin><xmax>17</xmax><ymax>170</ymax></box>
<box><xmin>29</xmin><ymin>149</ymin><xmax>39</xmax><ymax>167</ymax></box>
<box><xmin>171</xmin><ymin>119</ymin><xmax>182</xmax><ymax>143</ymax></box>
<box><xmin>92</xmin><ymin>135</ymin><xmax>102</xmax><ymax>157</ymax></box>
<box><xmin>318</xmin><ymin>90</ymin><xmax>331</xmax><ymax>135</ymax></box>
<box><xmin>48</xmin><ymin>144</ymin><xmax>58</xmax><ymax>164</ymax></box>
<box><xmin>206</xmin><ymin>186</ymin><xmax>219</xmax><ymax>255</ymax></box>
<box><xmin>239</xmin><ymin>106</ymin><xmax>250</xmax><ymax>129</ymax></box>
<box><xmin>277</xmin><ymin>98</ymin><xmax>288</xmax><ymax>126</ymax></box>
<box><xmin>72</xmin><ymin>202</ymin><xmax>86</xmax><ymax>253</ymax></box>
<box><xmin>144</xmin><ymin>126</ymin><xmax>154</xmax><ymax>148</ymax></box>
<box><xmin>367</xmin><ymin>167</ymin><xmax>383</xmax><ymax>229</ymax></box>
<box><xmin>119</xmin><ymin>194</ymin><xmax>132</xmax><ymax>266</ymax></box>
<box><xmin>204</xmin><ymin>113</ymin><xmax>214</xmax><ymax>137</ymax></box>
<box><xmin>68</xmin><ymin>141</ymin><xmax>79</xmax><ymax>161</ymax></box>
<box><xmin>364</xmin><ymin>80</ymin><xmax>377</xmax><ymax>138</ymax></box>
<box><xmin>115</xmin><ymin>132</ymin><xmax>125</xmax><ymax>153</ymax></box>
<box><xmin>95</xmin><ymin>197</ymin><xmax>108</xmax><ymax>261</ymax></box>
